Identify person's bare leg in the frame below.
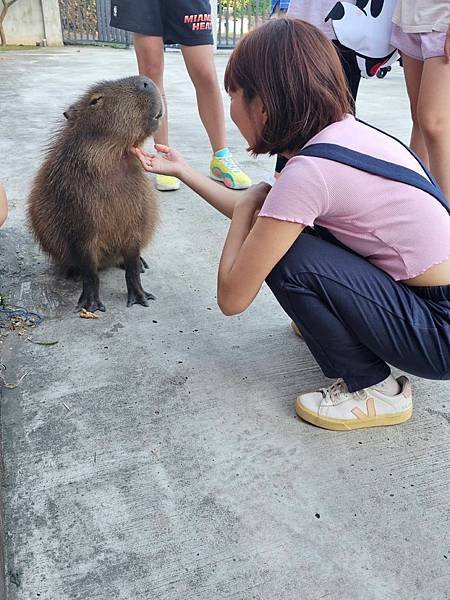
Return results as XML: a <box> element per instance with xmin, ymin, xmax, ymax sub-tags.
<box><xmin>418</xmin><ymin>55</ymin><xmax>450</xmax><ymax>200</ymax></box>
<box><xmin>181</xmin><ymin>44</ymin><xmax>227</xmax><ymax>153</ymax></box>
<box><xmin>133</xmin><ymin>33</ymin><xmax>169</xmax><ymax>146</ymax></box>
<box><xmin>0</xmin><ymin>183</ymin><xmax>8</xmax><ymax>227</ymax></box>
<box><xmin>401</xmin><ymin>54</ymin><xmax>429</xmax><ymax>165</ymax></box>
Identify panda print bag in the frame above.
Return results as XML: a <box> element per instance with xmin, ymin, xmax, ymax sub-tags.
<box><xmin>326</xmin><ymin>0</ymin><xmax>399</xmax><ymax>77</ymax></box>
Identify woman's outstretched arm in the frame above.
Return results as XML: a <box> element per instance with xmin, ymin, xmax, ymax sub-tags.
<box><xmin>132</xmin><ymin>144</ymin><xmax>262</xmax><ymax>218</ymax></box>
<box><xmin>132</xmin><ymin>144</ymin><xmax>304</xmax><ymax>316</ymax></box>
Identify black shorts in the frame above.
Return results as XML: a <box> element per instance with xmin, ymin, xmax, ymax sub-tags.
<box><xmin>110</xmin><ymin>0</ymin><xmax>214</xmax><ymax>46</ymax></box>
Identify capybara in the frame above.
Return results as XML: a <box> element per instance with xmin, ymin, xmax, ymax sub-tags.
<box><xmin>28</xmin><ymin>75</ymin><xmax>163</xmax><ymax>312</ymax></box>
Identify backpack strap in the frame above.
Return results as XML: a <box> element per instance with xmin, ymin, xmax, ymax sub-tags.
<box><xmin>356</xmin><ymin>118</ymin><xmax>440</xmax><ymax>188</ymax></box>
<box><xmin>297</xmin><ymin>143</ymin><xmax>450</xmax><ymax>215</ymax></box>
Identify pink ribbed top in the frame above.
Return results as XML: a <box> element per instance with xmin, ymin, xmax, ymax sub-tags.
<box><xmin>259</xmin><ymin>115</ymin><xmax>450</xmax><ymax>280</ymax></box>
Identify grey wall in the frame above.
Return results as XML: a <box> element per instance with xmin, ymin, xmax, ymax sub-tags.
<box><xmin>3</xmin><ymin>0</ymin><xmax>63</xmax><ymax>46</ymax></box>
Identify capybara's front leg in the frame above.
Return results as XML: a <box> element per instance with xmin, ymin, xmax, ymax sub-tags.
<box><xmin>123</xmin><ymin>243</ymin><xmax>155</xmax><ymax>307</ymax></box>
<box><xmin>139</xmin><ymin>256</ymin><xmax>149</xmax><ymax>271</ymax></box>
<box><xmin>116</xmin><ymin>256</ymin><xmax>149</xmax><ymax>273</ymax></box>
<box><xmin>74</xmin><ymin>249</ymin><xmax>105</xmax><ymax>312</ymax></box>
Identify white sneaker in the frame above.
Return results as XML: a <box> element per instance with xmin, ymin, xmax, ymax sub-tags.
<box><xmin>296</xmin><ymin>376</ymin><xmax>412</xmax><ymax>431</ymax></box>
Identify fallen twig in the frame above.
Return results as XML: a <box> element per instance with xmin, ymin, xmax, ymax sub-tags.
<box><xmin>27</xmin><ymin>338</ymin><xmax>59</xmax><ymax>346</ymax></box>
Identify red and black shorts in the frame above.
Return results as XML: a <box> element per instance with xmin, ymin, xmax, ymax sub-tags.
<box><xmin>110</xmin><ymin>0</ymin><xmax>214</xmax><ymax>46</ymax></box>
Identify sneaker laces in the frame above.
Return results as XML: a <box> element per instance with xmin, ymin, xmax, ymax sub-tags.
<box><xmin>321</xmin><ymin>378</ymin><xmax>352</xmax><ymax>404</ymax></box>
<box><xmin>218</xmin><ymin>155</ymin><xmax>241</xmax><ymax>173</ymax></box>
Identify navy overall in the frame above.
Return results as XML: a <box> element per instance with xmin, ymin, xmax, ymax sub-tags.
<box><xmin>266</xmin><ymin>129</ymin><xmax>450</xmax><ymax>391</ymax></box>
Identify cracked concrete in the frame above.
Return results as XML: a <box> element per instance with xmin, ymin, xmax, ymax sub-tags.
<box><xmin>0</xmin><ymin>47</ymin><xmax>449</xmax><ymax>600</ymax></box>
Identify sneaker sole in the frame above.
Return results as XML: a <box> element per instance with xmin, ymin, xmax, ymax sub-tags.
<box><xmin>156</xmin><ymin>183</ymin><xmax>180</xmax><ymax>192</ymax></box>
<box><xmin>291</xmin><ymin>321</ymin><xmax>302</xmax><ymax>337</ymax></box>
<box><xmin>295</xmin><ymin>401</ymin><xmax>413</xmax><ymax>431</ymax></box>
<box><xmin>210</xmin><ymin>170</ymin><xmax>250</xmax><ymax>190</ymax></box>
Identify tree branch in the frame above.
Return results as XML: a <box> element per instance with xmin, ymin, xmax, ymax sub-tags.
<box><xmin>0</xmin><ymin>0</ymin><xmax>22</xmax><ymax>46</ymax></box>
<box><xmin>5</xmin><ymin>0</ymin><xmax>22</xmax><ymax>9</ymax></box>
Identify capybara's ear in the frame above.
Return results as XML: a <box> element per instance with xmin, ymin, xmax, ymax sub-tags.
<box><xmin>63</xmin><ymin>105</ymin><xmax>77</xmax><ymax>121</ymax></box>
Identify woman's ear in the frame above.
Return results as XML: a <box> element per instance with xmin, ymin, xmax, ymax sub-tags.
<box><xmin>253</xmin><ymin>96</ymin><xmax>268</xmax><ymax>126</ymax></box>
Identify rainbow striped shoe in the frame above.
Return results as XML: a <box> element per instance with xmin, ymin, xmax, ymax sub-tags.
<box><xmin>296</xmin><ymin>376</ymin><xmax>413</xmax><ymax>431</ymax></box>
<box><xmin>210</xmin><ymin>148</ymin><xmax>251</xmax><ymax>190</ymax></box>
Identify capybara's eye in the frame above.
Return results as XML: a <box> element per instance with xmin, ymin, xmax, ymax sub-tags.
<box><xmin>89</xmin><ymin>96</ymin><xmax>103</xmax><ymax>106</ymax></box>
<box><xmin>155</xmin><ymin>111</ymin><xmax>163</xmax><ymax>120</ymax></box>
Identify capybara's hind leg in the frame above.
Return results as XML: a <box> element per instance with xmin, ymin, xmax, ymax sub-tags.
<box><xmin>66</xmin><ymin>266</ymin><xmax>81</xmax><ymax>279</ymax></box>
<box><xmin>122</xmin><ymin>243</ymin><xmax>155</xmax><ymax>307</ymax></box>
<box><xmin>74</xmin><ymin>249</ymin><xmax>105</xmax><ymax>312</ymax></box>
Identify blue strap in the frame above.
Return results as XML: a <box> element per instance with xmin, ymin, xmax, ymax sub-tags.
<box><xmin>297</xmin><ymin>143</ymin><xmax>450</xmax><ymax>215</ymax></box>
<box><xmin>356</xmin><ymin>118</ymin><xmax>441</xmax><ymax>189</ymax></box>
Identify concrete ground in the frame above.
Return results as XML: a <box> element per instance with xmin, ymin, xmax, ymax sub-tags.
<box><xmin>0</xmin><ymin>47</ymin><xmax>449</xmax><ymax>600</ymax></box>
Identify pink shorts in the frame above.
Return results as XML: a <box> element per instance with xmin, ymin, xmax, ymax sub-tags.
<box><xmin>391</xmin><ymin>24</ymin><xmax>446</xmax><ymax>61</ymax></box>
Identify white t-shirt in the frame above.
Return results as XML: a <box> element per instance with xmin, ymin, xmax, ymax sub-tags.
<box><xmin>393</xmin><ymin>0</ymin><xmax>450</xmax><ymax>34</ymax></box>
<box><xmin>287</xmin><ymin>0</ymin><xmax>357</xmax><ymax>39</ymax></box>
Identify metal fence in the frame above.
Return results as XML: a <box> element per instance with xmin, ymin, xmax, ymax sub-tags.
<box><xmin>59</xmin><ymin>0</ymin><xmax>131</xmax><ymax>46</ymax></box>
<box><xmin>58</xmin><ymin>1</ymin><xmax>271</xmax><ymax>48</ymax></box>
<box><xmin>217</xmin><ymin>0</ymin><xmax>271</xmax><ymax>48</ymax></box>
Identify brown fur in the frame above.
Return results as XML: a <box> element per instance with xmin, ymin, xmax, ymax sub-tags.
<box><xmin>28</xmin><ymin>76</ymin><xmax>163</xmax><ymax>311</ymax></box>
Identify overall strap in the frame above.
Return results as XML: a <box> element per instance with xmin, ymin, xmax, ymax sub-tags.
<box><xmin>297</xmin><ymin>143</ymin><xmax>450</xmax><ymax>215</ymax></box>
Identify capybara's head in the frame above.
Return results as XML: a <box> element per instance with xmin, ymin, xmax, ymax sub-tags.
<box><xmin>63</xmin><ymin>76</ymin><xmax>163</xmax><ymax>148</ymax></box>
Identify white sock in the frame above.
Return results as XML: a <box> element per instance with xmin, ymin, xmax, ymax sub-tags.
<box><xmin>372</xmin><ymin>374</ymin><xmax>401</xmax><ymax>396</ymax></box>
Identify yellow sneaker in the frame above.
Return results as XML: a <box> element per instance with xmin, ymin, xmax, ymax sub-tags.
<box><xmin>156</xmin><ymin>174</ymin><xmax>180</xmax><ymax>192</ymax></box>
<box><xmin>210</xmin><ymin>149</ymin><xmax>251</xmax><ymax>190</ymax></box>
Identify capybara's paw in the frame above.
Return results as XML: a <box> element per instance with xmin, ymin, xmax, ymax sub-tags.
<box><xmin>77</xmin><ymin>291</ymin><xmax>106</xmax><ymax>313</ymax></box>
<box><xmin>126</xmin><ymin>289</ymin><xmax>155</xmax><ymax>307</ymax></box>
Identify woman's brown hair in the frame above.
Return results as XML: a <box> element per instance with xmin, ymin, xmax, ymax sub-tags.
<box><xmin>224</xmin><ymin>18</ymin><xmax>353</xmax><ymax>155</ymax></box>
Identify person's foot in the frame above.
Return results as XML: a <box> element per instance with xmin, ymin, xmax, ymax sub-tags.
<box><xmin>156</xmin><ymin>174</ymin><xmax>180</xmax><ymax>192</ymax></box>
<box><xmin>210</xmin><ymin>148</ymin><xmax>251</xmax><ymax>190</ymax></box>
<box><xmin>295</xmin><ymin>376</ymin><xmax>412</xmax><ymax>431</ymax></box>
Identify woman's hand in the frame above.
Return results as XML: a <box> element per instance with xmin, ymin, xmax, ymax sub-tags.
<box><xmin>233</xmin><ymin>182</ymin><xmax>272</xmax><ymax>230</ymax></box>
<box><xmin>234</xmin><ymin>181</ymin><xmax>272</xmax><ymax>214</ymax></box>
<box><xmin>131</xmin><ymin>143</ymin><xmax>189</xmax><ymax>178</ymax></box>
